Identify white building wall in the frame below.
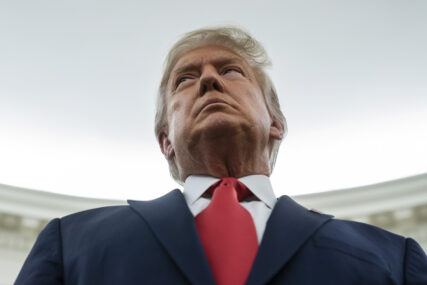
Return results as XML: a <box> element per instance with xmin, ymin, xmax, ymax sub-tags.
<box><xmin>1</xmin><ymin>174</ymin><xmax>426</xmax><ymax>285</ymax></box>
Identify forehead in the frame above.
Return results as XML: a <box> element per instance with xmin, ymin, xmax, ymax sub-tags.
<box><xmin>171</xmin><ymin>45</ymin><xmax>249</xmax><ymax>73</ymax></box>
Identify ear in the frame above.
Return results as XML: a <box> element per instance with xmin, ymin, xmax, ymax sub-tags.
<box><xmin>269</xmin><ymin>118</ymin><xmax>285</xmax><ymax>141</ymax></box>
<box><xmin>158</xmin><ymin>131</ymin><xmax>175</xmax><ymax>160</ymax></box>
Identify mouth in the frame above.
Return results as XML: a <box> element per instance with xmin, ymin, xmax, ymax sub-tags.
<box><xmin>199</xmin><ymin>98</ymin><xmax>230</xmax><ymax>113</ymax></box>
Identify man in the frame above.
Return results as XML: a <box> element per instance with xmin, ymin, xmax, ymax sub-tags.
<box><xmin>16</xmin><ymin>26</ymin><xmax>427</xmax><ymax>285</ymax></box>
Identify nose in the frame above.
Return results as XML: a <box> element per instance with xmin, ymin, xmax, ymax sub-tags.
<box><xmin>199</xmin><ymin>67</ymin><xmax>224</xmax><ymax>96</ymax></box>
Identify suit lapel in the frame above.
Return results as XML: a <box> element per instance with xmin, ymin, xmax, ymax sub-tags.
<box><xmin>128</xmin><ymin>190</ymin><xmax>215</xmax><ymax>285</ymax></box>
<box><xmin>246</xmin><ymin>195</ymin><xmax>333</xmax><ymax>285</ymax></box>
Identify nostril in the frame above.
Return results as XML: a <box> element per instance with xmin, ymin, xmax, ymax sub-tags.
<box><xmin>213</xmin><ymin>82</ymin><xmax>220</xmax><ymax>91</ymax></box>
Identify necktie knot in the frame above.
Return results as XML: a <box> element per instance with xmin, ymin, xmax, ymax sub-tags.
<box><xmin>207</xmin><ymin>177</ymin><xmax>251</xmax><ymax>202</ymax></box>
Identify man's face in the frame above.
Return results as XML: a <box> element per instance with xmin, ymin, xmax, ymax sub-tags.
<box><xmin>160</xmin><ymin>45</ymin><xmax>279</xmax><ymax>164</ymax></box>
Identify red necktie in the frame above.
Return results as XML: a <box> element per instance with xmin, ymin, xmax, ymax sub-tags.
<box><xmin>195</xmin><ymin>177</ymin><xmax>258</xmax><ymax>285</ymax></box>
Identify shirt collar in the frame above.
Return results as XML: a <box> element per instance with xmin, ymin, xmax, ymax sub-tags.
<box><xmin>183</xmin><ymin>174</ymin><xmax>277</xmax><ymax>209</ymax></box>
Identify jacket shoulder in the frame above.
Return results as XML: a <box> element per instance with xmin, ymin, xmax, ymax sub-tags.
<box><xmin>318</xmin><ymin>218</ymin><xmax>406</xmax><ymax>246</ymax></box>
<box><xmin>58</xmin><ymin>190</ymin><xmax>183</xmax><ymax>238</ymax></box>
<box><xmin>61</xmin><ymin>204</ymin><xmax>132</xmax><ymax>224</ymax></box>
<box><xmin>60</xmin><ymin>190</ymin><xmax>180</xmax><ymax>225</ymax></box>
<box><xmin>313</xmin><ymin>218</ymin><xmax>406</xmax><ymax>279</ymax></box>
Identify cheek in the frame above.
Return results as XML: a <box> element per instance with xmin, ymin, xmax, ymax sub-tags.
<box><xmin>167</xmin><ymin>98</ymin><xmax>184</xmax><ymax>121</ymax></box>
<box><xmin>168</xmin><ymin>92</ymin><xmax>194</xmax><ymax>114</ymax></box>
<box><xmin>167</xmin><ymin>101</ymin><xmax>189</xmax><ymax>138</ymax></box>
<box><xmin>249</xmin><ymin>92</ymin><xmax>272</xmax><ymax>126</ymax></box>
<box><xmin>242</xmin><ymin>88</ymin><xmax>268</xmax><ymax>112</ymax></box>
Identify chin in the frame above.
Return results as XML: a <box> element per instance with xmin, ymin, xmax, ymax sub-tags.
<box><xmin>197</xmin><ymin>113</ymin><xmax>246</xmax><ymax>139</ymax></box>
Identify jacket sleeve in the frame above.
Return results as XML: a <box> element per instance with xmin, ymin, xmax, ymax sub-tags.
<box><xmin>404</xmin><ymin>237</ymin><xmax>427</xmax><ymax>284</ymax></box>
<box><xmin>15</xmin><ymin>218</ymin><xmax>64</xmax><ymax>285</ymax></box>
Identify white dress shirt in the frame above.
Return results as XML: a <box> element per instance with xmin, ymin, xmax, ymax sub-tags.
<box><xmin>183</xmin><ymin>175</ymin><xmax>277</xmax><ymax>244</ymax></box>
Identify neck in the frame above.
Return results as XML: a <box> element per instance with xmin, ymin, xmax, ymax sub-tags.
<box><xmin>176</xmin><ymin>134</ymin><xmax>271</xmax><ymax>180</ymax></box>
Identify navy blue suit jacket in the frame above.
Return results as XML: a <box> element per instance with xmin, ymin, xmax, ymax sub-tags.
<box><xmin>16</xmin><ymin>190</ymin><xmax>427</xmax><ymax>284</ymax></box>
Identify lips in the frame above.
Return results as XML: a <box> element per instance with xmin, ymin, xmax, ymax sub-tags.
<box><xmin>199</xmin><ymin>98</ymin><xmax>230</xmax><ymax>113</ymax></box>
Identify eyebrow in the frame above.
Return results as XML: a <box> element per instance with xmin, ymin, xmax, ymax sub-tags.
<box><xmin>172</xmin><ymin>56</ymin><xmax>244</xmax><ymax>77</ymax></box>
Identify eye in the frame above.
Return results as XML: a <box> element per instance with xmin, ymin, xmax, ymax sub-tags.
<box><xmin>175</xmin><ymin>75</ymin><xmax>193</xmax><ymax>88</ymax></box>
<box><xmin>177</xmin><ymin>77</ymin><xmax>188</xmax><ymax>84</ymax></box>
<box><xmin>222</xmin><ymin>67</ymin><xmax>243</xmax><ymax>76</ymax></box>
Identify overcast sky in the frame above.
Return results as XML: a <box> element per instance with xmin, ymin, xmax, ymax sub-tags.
<box><xmin>0</xmin><ymin>0</ymin><xmax>426</xmax><ymax>200</ymax></box>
